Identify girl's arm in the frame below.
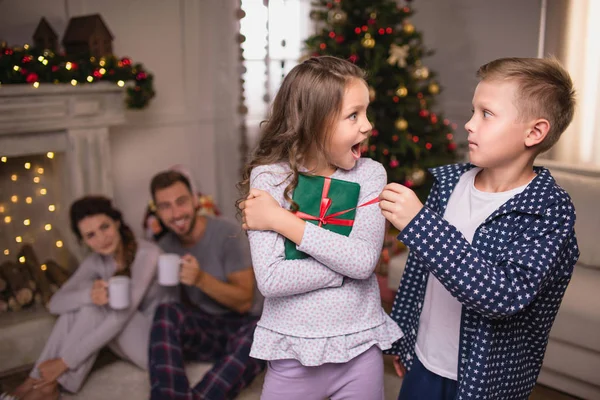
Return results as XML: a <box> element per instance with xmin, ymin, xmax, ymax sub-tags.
<box><xmin>47</xmin><ymin>257</ymin><xmax>99</xmax><ymax>315</ymax></box>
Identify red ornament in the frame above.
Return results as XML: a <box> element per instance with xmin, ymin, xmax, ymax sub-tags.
<box><xmin>403</xmin><ymin>7</ymin><xmax>411</xmax><ymax>13</ymax></box>
<box><xmin>26</xmin><ymin>73</ymin><xmax>38</xmax><ymax>83</ymax></box>
<box><xmin>386</xmin><ymin>27</ymin><xmax>393</xmax><ymax>34</ymax></box>
<box><xmin>425</xmin><ymin>143</ymin><xmax>433</xmax><ymax>150</ymax></box>
<box><xmin>51</xmin><ymin>66</ymin><xmax>59</xmax><ymax>72</ymax></box>
<box><xmin>136</xmin><ymin>72</ymin><xmax>147</xmax><ymax>80</ymax></box>
<box><xmin>392</xmin><ymin>135</ymin><xmax>399</xmax><ymax>142</ymax></box>
<box><xmin>335</xmin><ymin>35</ymin><xmax>345</xmax><ymax>44</ymax></box>
<box><xmin>404</xmin><ymin>179</ymin><xmax>414</xmax><ymax>188</ymax></box>
<box><xmin>121</xmin><ymin>58</ymin><xmax>132</xmax><ymax>66</ymax></box>
<box><xmin>448</xmin><ymin>142</ymin><xmax>457</xmax><ymax>151</ymax></box>
<box><xmin>392</xmin><ymin>96</ymin><xmax>400</xmax><ymax>103</ymax></box>
<box><xmin>361</xmin><ymin>25</ymin><xmax>368</xmax><ymax>32</ymax></box>
<box><xmin>378</xmin><ymin>28</ymin><xmax>385</xmax><ymax>35</ymax></box>
<box><xmin>390</xmin><ymin>159</ymin><xmax>400</xmax><ymax>168</ymax></box>
<box><xmin>382</xmin><ymin>149</ymin><xmax>389</xmax><ymax>155</ymax></box>
<box><xmin>371</xmin><ymin>129</ymin><xmax>379</xmax><ymax>137</ymax></box>
<box><xmin>412</xmin><ymin>136</ymin><xmax>419</xmax><ymax>143</ymax></box>
<box><xmin>370</xmin><ymin>144</ymin><xmax>377</xmax><ymax>152</ymax></box>
<box><xmin>328</xmin><ymin>31</ymin><xmax>336</xmax><ymax>38</ymax></box>
<box><xmin>22</xmin><ymin>55</ymin><xmax>33</xmax><ymax>63</ymax></box>
<box><xmin>93</xmin><ymin>69</ymin><xmax>103</xmax><ymax>78</ymax></box>
<box><xmin>4</xmin><ymin>48</ymin><xmax>13</xmax><ymax>55</ymax></box>
<box><xmin>354</xmin><ymin>27</ymin><xmax>362</xmax><ymax>34</ymax></box>
<box><xmin>430</xmin><ymin>114</ymin><xmax>438</xmax><ymax>124</ymax></box>
<box><xmin>443</xmin><ymin>118</ymin><xmax>450</xmax><ymax>125</ymax></box>
<box><xmin>326</xmin><ymin>2</ymin><xmax>333</xmax><ymax>8</ymax></box>
<box><xmin>368</xmin><ymin>19</ymin><xmax>376</xmax><ymax>25</ymax></box>
<box><xmin>446</xmin><ymin>133</ymin><xmax>454</xmax><ymax>140</ymax></box>
<box><xmin>348</xmin><ymin>54</ymin><xmax>358</xmax><ymax>63</ymax></box>
<box><xmin>417</xmin><ymin>92</ymin><xmax>423</xmax><ymax>99</ymax></box>
<box><xmin>419</xmin><ymin>110</ymin><xmax>429</xmax><ymax>118</ymax></box>
<box><xmin>319</xmin><ymin>43</ymin><xmax>327</xmax><ymax>50</ymax></box>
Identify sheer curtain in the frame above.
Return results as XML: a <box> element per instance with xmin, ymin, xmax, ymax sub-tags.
<box><xmin>546</xmin><ymin>0</ymin><xmax>600</xmax><ymax>166</ymax></box>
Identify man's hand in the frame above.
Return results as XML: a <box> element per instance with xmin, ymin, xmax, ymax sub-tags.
<box><xmin>240</xmin><ymin>189</ymin><xmax>283</xmax><ymax>231</ymax></box>
<box><xmin>180</xmin><ymin>254</ymin><xmax>203</xmax><ymax>286</ymax></box>
<box><xmin>379</xmin><ymin>183</ymin><xmax>424</xmax><ymax>231</ymax></box>
<box><xmin>90</xmin><ymin>280</ymin><xmax>108</xmax><ymax>306</ymax></box>
<box><xmin>393</xmin><ymin>356</ymin><xmax>407</xmax><ymax>378</ymax></box>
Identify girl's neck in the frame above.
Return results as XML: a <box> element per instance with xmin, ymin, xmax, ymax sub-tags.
<box><xmin>302</xmin><ymin>155</ymin><xmax>336</xmax><ymax>177</ymax></box>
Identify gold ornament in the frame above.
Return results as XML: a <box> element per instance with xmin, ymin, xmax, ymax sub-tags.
<box><xmin>395</xmin><ymin>118</ymin><xmax>408</xmax><ymax>131</ymax></box>
<box><xmin>370</xmin><ymin>12</ymin><xmax>377</xmax><ymax>19</ymax></box>
<box><xmin>410</xmin><ymin>168</ymin><xmax>426</xmax><ymax>185</ymax></box>
<box><xmin>387</xmin><ymin>44</ymin><xmax>410</xmax><ymax>68</ymax></box>
<box><xmin>328</xmin><ymin>9</ymin><xmax>348</xmax><ymax>25</ymax></box>
<box><xmin>413</xmin><ymin>66</ymin><xmax>430</xmax><ymax>79</ymax></box>
<box><xmin>369</xmin><ymin>86</ymin><xmax>376</xmax><ymax>101</ymax></box>
<box><xmin>361</xmin><ymin>33</ymin><xmax>376</xmax><ymax>49</ymax></box>
<box><xmin>403</xmin><ymin>22</ymin><xmax>415</xmax><ymax>35</ymax></box>
<box><xmin>428</xmin><ymin>82</ymin><xmax>440</xmax><ymax>94</ymax></box>
<box><xmin>395</xmin><ymin>86</ymin><xmax>408</xmax><ymax>97</ymax></box>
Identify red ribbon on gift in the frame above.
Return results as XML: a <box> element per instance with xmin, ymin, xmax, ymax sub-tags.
<box><xmin>294</xmin><ymin>177</ymin><xmax>380</xmax><ymax>227</ymax></box>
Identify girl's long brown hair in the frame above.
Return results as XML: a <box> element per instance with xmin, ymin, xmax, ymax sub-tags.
<box><xmin>70</xmin><ymin>196</ymin><xmax>137</xmax><ymax>277</ymax></box>
<box><xmin>237</xmin><ymin>56</ymin><xmax>366</xmax><ymax>213</ymax></box>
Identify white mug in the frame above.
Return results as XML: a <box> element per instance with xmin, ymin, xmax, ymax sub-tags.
<box><xmin>158</xmin><ymin>253</ymin><xmax>181</xmax><ymax>286</ymax></box>
<box><xmin>108</xmin><ymin>276</ymin><xmax>131</xmax><ymax>310</ymax></box>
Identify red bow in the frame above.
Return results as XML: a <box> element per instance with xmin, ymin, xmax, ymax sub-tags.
<box><xmin>293</xmin><ymin>177</ymin><xmax>379</xmax><ymax>227</ymax></box>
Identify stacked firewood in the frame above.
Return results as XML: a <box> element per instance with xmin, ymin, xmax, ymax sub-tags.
<box><xmin>0</xmin><ymin>245</ymin><xmax>71</xmax><ymax>312</ymax></box>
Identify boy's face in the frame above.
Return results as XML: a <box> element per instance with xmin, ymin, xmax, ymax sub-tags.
<box><xmin>465</xmin><ymin>79</ymin><xmax>532</xmax><ymax>168</ymax></box>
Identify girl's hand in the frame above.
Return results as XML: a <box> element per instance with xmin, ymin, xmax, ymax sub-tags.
<box><xmin>37</xmin><ymin>358</ymin><xmax>68</xmax><ymax>383</ymax></box>
<box><xmin>240</xmin><ymin>189</ymin><xmax>283</xmax><ymax>231</ymax></box>
<box><xmin>90</xmin><ymin>279</ymin><xmax>108</xmax><ymax>306</ymax></box>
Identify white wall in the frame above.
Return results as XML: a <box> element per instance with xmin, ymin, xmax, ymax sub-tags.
<box><xmin>410</xmin><ymin>0</ymin><xmax>542</xmax><ymax>144</ymax></box>
<box><xmin>0</xmin><ymin>0</ymin><xmax>243</xmax><ymax>237</ymax></box>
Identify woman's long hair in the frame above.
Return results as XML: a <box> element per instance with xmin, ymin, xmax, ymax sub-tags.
<box><xmin>237</xmin><ymin>56</ymin><xmax>366</xmax><ymax>214</ymax></box>
<box><xmin>70</xmin><ymin>196</ymin><xmax>137</xmax><ymax>277</ymax></box>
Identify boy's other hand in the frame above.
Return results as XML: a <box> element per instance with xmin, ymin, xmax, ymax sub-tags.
<box><xmin>393</xmin><ymin>356</ymin><xmax>407</xmax><ymax>378</ymax></box>
<box><xmin>379</xmin><ymin>183</ymin><xmax>423</xmax><ymax>231</ymax></box>
<box><xmin>240</xmin><ymin>189</ymin><xmax>282</xmax><ymax>231</ymax></box>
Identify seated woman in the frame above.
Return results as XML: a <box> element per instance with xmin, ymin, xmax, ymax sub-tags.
<box><xmin>3</xmin><ymin>196</ymin><xmax>174</xmax><ymax>400</ymax></box>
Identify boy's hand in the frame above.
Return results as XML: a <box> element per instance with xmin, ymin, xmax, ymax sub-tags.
<box><xmin>393</xmin><ymin>356</ymin><xmax>407</xmax><ymax>378</ymax></box>
<box><xmin>240</xmin><ymin>189</ymin><xmax>282</xmax><ymax>231</ymax></box>
<box><xmin>379</xmin><ymin>183</ymin><xmax>423</xmax><ymax>231</ymax></box>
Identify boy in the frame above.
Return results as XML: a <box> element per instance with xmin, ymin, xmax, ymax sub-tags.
<box><xmin>380</xmin><ymin>57</ymin><xmax>579</xmax><ymax>400</ymax></box>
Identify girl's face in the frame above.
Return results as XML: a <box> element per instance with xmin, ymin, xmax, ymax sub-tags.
<box><xmin>324</xmin><ymin>78</ymin><xmax>372</xmax><ymax>174</ymax></box>
<box><xmin>77</xmin><ymin>214</ymin><xmax>122</xmax><ymax>256</ymax></box>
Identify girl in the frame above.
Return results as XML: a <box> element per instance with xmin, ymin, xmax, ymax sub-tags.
<box><xmin>238</xmin><ymin>56</ymin><xmax>403</xmax><ymax>399</ymax></box>
<box><xmin>4</xmin><ymin>196</ymin><xmax>173</xmax><ymax>400</ymax></box>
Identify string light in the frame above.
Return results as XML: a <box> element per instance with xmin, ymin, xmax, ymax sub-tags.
<box><xmin>65</xmin><ymin>62</ymin><xmax>73</xmax><ymax>70</ymax></box>
<box><xmin>16</xmin><ymin>236</ymin><xmax>22</xmax><ymax>243</ymax></box>
<box><xmin>56</xmin><ymin>240</ymin><xmax>63</xmax><ymax>248</ymax></box>
<box><xmin>26</xmin><ymin>197</ymin><xmax>33</xmax><ymax>204</ymax></box>
<box><xmin>41</xmin><ymin>264</ymin><xmax>47</xmax><ymax>271</ymax></box>
<box><xmin>117</xmin><ymin>80</ymin><xmax>125</xmax><ymax>87</ymax></box>
<box><xmin>11</xmin><ymin>174</ymin><xmax>17</xmax><ymax>181</ymax></box>
<box><xmin>33</xmin><ymin>177</ymin><xmax>40</xmax><ymax>183</ymax></box>
<box><xmin>33</xmin><ymin>82</ymin><xmax>40</xmax><ymax>88</ymax></box>
<box><xmin>40</xmin><ymin>188</ymin><xmax>47</xmax><ymax>195</ymax></box>
<box><xmin>0</xmin><ymin>205</ymin><xmax>4</xmax><ymax>213</ymax></box>
<box><xmin>19</xmin><ymin>256</ymin><xmax>26</xmax><ymax>263</ymax></box>
<box><xmin>23</xmin><ymin>219</ymin><xmax>30</xmax><ymax>226</ymax></box>
<box><xmin>37</xmin><ymin>167</ymin><xmax>44</xmax><ymax>174</ymax></box>
<box><xmin>48</xmin><ymin>204</ymin><xmax>56</xmax><ymax>212</ymax></box>
<box><xmin>3</xmin><ymin>249</ymin><xmax>9</xmax><ymax>256</ymax></box>
<box><xmin>45</xmin><ymin>224</ymin><xmax>52</xmax><ymax>231</ymax></box>
<box><xmin>87</xmin><ymin>76</ymin><xmax>93</xmax><ymax>82</ymax></box>
<box><xmin>11</xmin><ymin>195</ymin><xmax>18</xmax><ymax>203</ymax></box>
<box><xmin>1</xmin><ymin>157</ymin><xmax>7</xmax><ymax>162</ymax></box>
<box><xmin>71</xmin><ymin>79</ymin><xmax>78</xmax><ymax>86</ymax></box>
<box><xmin>4</xmin><ymin>216</ymin><xmax>11</xmax><ymax>223</ymax></box>
<box><xmin>46</xmin><ymin>152</ymin><xmax>54</xmax><ymax>159</ymax></box>
<box><xmin>24</xmin><ymin>162</ymin><xmax>31</xmax><ymax>169</ymax></box>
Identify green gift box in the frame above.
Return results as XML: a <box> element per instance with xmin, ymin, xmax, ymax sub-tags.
<box><xmin>284</xmin><ymin>173</ymin><xmax>361</xmax><ymax>260</ymax></box>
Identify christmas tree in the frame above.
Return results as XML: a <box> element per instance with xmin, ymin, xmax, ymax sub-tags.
<box><xmin>305</xmin><ymin>0</ymin><xmax>459</xmax><ymax>198</ymax></box>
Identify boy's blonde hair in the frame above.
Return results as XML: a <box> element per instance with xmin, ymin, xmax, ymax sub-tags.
<box><xmin>477</xmin><ymin>57</ymin><xmax>576</xmax><ymax>153</ymax></box>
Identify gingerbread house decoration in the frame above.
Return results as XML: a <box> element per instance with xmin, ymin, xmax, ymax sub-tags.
<box><xmin>33</xmin><ymin>17</ymin><xmax>58</xmax><ymax>51</ymax></box>
<box><xmin>62</xmin><ymin>14</ymin><xmax>114</xmax><ymax>58</ymax></box>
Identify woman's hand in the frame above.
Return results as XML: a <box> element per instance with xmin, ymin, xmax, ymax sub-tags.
<box><xmin>37</xmin><ymin>358</ymin><xmax>68</xmax><ymax>383</ymax></box>
<box><xmin>90</xmin><ymin>279</ymin><xmax>108</xmax><ymax>306</ymax></box>
<box><xmin>240</xmin><ymin>189</ymin><xmax>283</xmax><ymax>231</ymax></box>
<box><xmin>393</xmin><ymin>356</ymin><xmax>407</xmax><ymax>377</ymax></box>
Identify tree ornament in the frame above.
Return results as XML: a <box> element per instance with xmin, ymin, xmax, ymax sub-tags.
<box><xmin>395</xmin><ymin>86</ymin><xmax>408</xmax><ymax>97</ymax></box>
<box><xmin>403</xmin><ymin>22</ymin><xmax>415</xmax><ymax>34</ymax></box>
<box><xmin>327</xmin><ymin>9</ymin><xmax>348</xmax><ymax>25</ymax></box>
<box><xmin>369</xmin><ymin>86</ymin><xmax>376</xmax><ymax>101</ymax></box>
<box><xmin>387</xmin><ymin>44</ymin><xmax>409</xmax><ymax>67</ymax></box>
<box><xmin>361</xmin><ymin>33</ymin><xmax>376</xmax><ymax>48</ymax></box>
<box><xmin>390</xmin><ymin>157</ymin><xmax>400</xmax><ymax>168</ymax></box>
<box><xmin>394</xmin><ymin>118</ymin><xmax>408</xmax><ymax>131</ymax></box>
<box><xmin>413</xmin><ymin>66</ymin><xmax>429</xmax><ymax>79</ymax></box>
<box><xmin>428</xmin><ymin>82</ymin><xmax>439</xmax><ymax>94</ymax></box>
<box><xmin>410</xmin><ymin>168</ymin><xmax>426</xmax><ymax>185</ymax></box>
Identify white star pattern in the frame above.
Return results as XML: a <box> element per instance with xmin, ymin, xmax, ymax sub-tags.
<box><xmin>387</xmin><ymin>164</ymin><xmax>579</xmax><ymax>400</ymax></box>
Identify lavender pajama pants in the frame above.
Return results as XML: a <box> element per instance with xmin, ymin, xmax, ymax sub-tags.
<box><xmin>260</xmin><ymin>345</ymin><xmax>384</xmax><ymax>400</ymax></box>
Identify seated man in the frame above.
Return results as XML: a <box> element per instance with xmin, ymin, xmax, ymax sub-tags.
<box><xmin>148</xmin><ymin>170</ymin><xmax>264</xmax><ymax>400</ymax></box>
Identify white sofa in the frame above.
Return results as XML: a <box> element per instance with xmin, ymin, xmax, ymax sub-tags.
<box><xmin>387</xmin><ymin>160</ymin><xmax>600</xmax><ymax>400</ymax></box>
